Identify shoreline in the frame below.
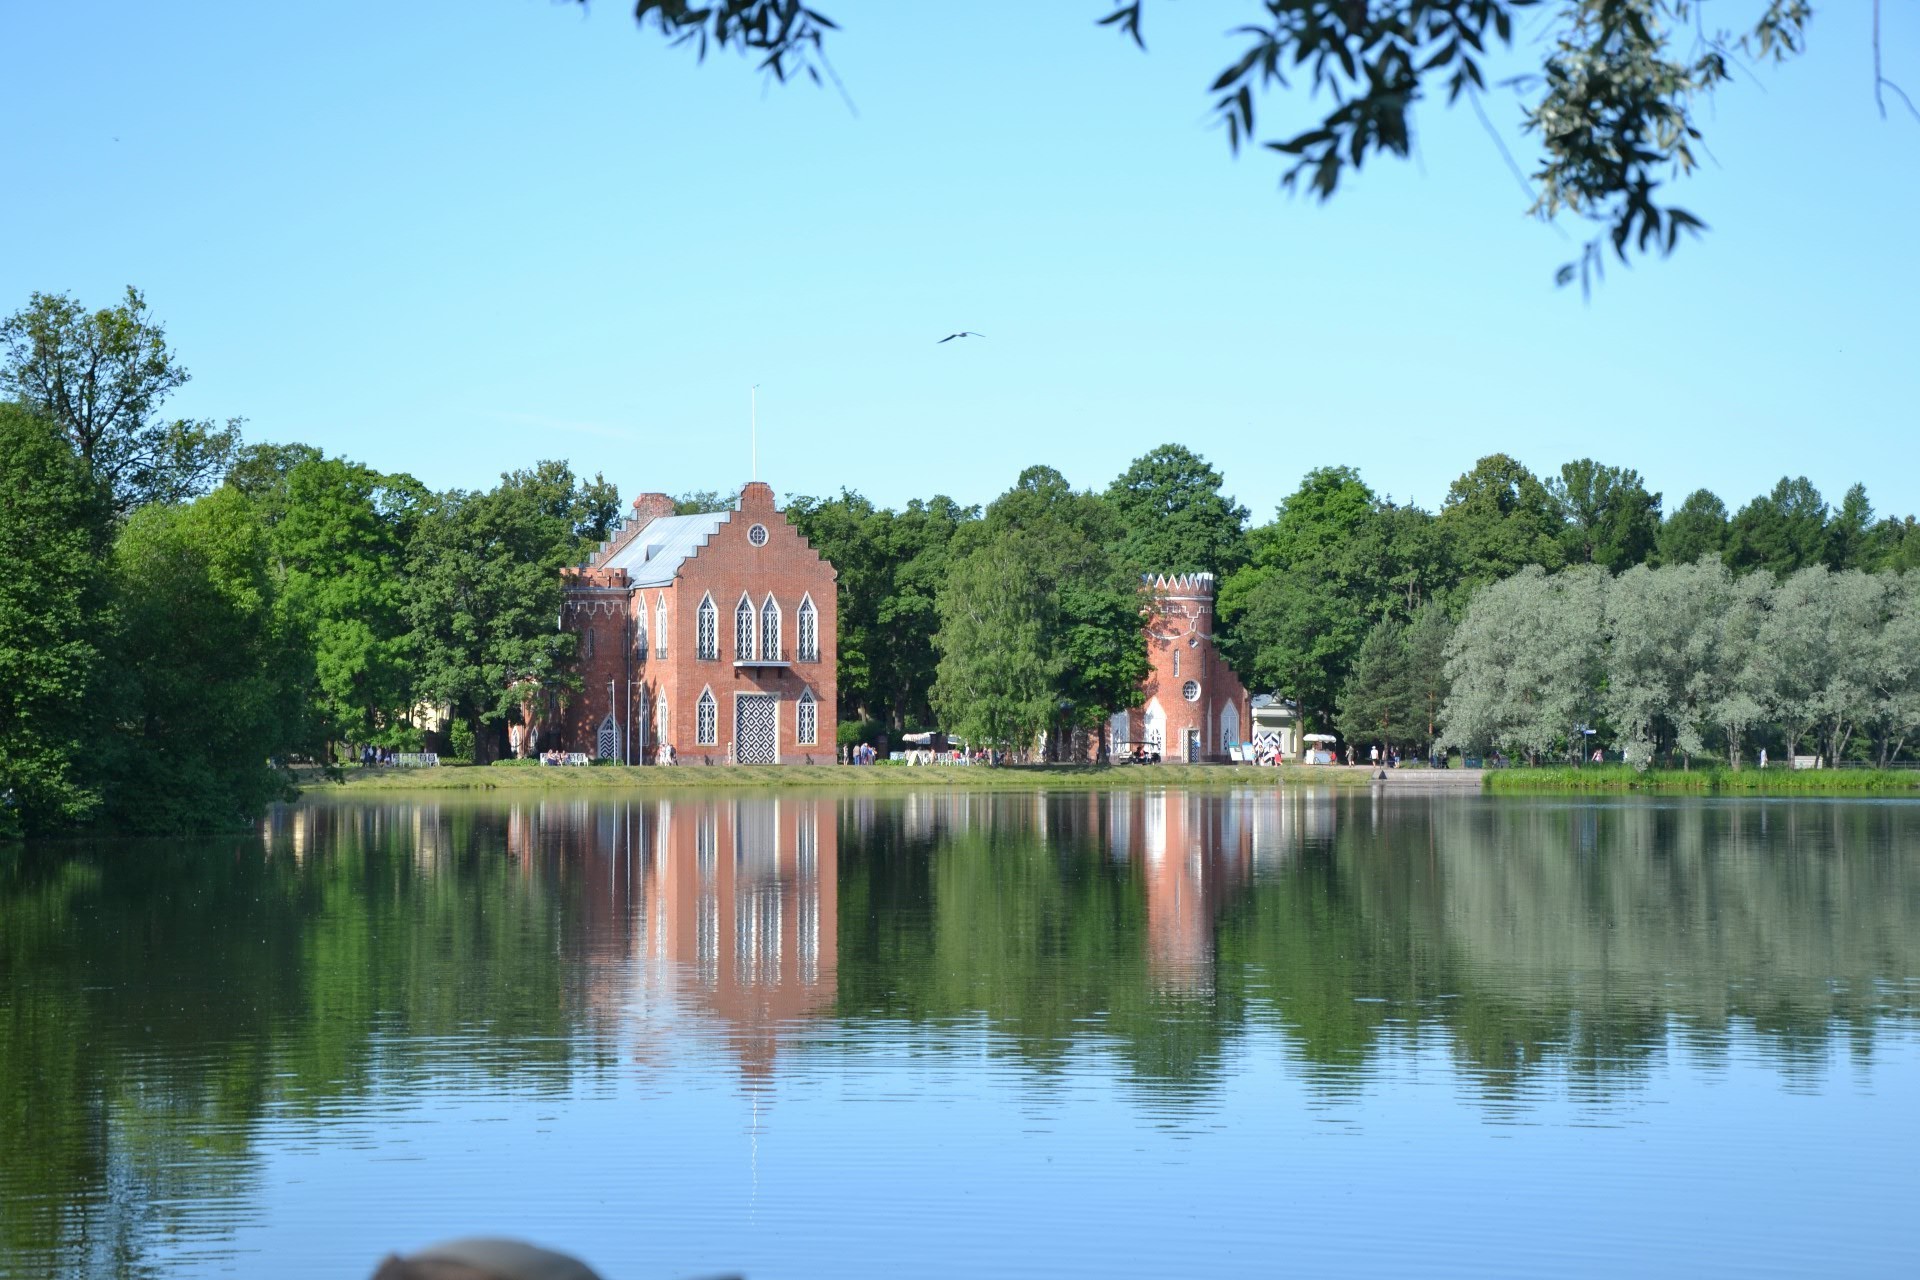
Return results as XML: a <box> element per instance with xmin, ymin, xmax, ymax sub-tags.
<box><xmin>299</xmin><ymin>761</ymin><xmax>1395</xmax><ymax>793</ymax></box>
<box><xmin>297</xmin><ymin>761</ymin><xmax>1920</xmax><ymax>799</ymax></box>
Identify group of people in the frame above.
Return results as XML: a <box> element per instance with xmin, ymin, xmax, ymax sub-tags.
<box><xmin>1345</xmin><ymin>744</ymin><xmax>1406</xmax><ymax>769</ymax></box>
<box><xmin>845</xmin><ymin>743</ymin><xmax>880</xmax><ymax>765</ymax></box>
<box><xmin>358</xmin><ymin>744</ymin><xmax>397</xmax><ymax>767</ymax></box>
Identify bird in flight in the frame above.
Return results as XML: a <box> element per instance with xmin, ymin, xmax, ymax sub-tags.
<box><xmin>937</xmin><ymin>331</ymin><xmax>984</xmax><ymax>343</ymax></box>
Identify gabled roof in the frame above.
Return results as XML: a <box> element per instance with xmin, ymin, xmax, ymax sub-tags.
<box><xmin>599</xmin><ymin>510</ymin><xmax>733</xmax><ymax>586</ymax></box>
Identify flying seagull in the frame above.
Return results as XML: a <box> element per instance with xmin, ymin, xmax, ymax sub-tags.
<box><xmin>937</xmin><ymin>331</ymin><xmax>984</xmax><ymax>343</ymax></box>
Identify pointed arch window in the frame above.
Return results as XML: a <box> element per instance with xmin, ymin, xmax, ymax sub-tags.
<box><xmin>584</xmin><ymin>626</ymin><xmax>595</xmax><ymax>660</ymax></box>
<box><xmin>797</xmin><ymin>595</ymin><xmax>819</xmax><ymax>662</ymax></box>
<box><xmin>656</xmin><ymin>694</ymin><xmax>668</xmax><ymax>745</ymax></box>
<box><xmin>696</xmin><ymin>687</ymin><xmax>718</xmax><ymax>745</ymax></box>
<box><xmin>634</xmin><ymin>600</ymin><xmax>649</xmax><ymax>659</ymax></box>
<box><xmin>655</xmin><ymin>594</ymin><xmax>670</xmax><ymax>659</ymax></box>
<box><xmin>635</xmin><ymin>686</ymin><xmax>650</xmax><ymax>754</ymax></box>
<box><xmin>797</xmin><ymin>688</ymin><xmax>818</xmax><ymax>745</ymax></box>
<box><xmin>761</xmin><ymin>595</ymin><xmax>781</xmax><ymax>662</ymax></box>
<box><xmin>735</xmin><ymin>594</ymin><xmax>756</xmax><ymax>661</ymax></box>
<box><xmin>696</xmin><ymin>594</ymin><xmax>717</xmax><ymax>660</ymax></box>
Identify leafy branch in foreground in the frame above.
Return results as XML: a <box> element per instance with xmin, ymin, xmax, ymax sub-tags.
<box><xmin>586</xmin><ymin>1</ymin><xmax>1906</xmax><ymax>287</ymax></box>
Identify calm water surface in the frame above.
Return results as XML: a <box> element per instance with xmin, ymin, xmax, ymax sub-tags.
<box><xmin>3</xmin><ymin>789</ymin><xmax>1917</xmax><ymax>1278</ymax></box>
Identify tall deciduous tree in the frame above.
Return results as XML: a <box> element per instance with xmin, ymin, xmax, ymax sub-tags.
<box><xmin>0</xmin><ymin>288</ymin><xmax>240</xmax><ymax>514</ymax></box>
<box><xmin>405</xmin><ymin>462</ymin><xmax>616</xmax><ymax>760</ymax></box>
<box><xmin>0</xmin><ymin>405</ymin><xmax>112</xmax><ymax>837</ymax></box>
<box><xmin>1438</xmin><ymin>453</ymin><xmax>1564</xmax><ymax>585</ymax></box>
<box><xmin>237</xmin><ymin>454</ymin><xmax>429</xmax><ymax>748</ymax></box>
<box><xmin>1548</xmin><ymin>458</ymin><xmax>1660</xmax><ymax>571</ymax></box>
<box><xmin>931</xmin><ymin>539</ymin><xmax>1060</xmax><ymax>754</ymax></box>
<box><xmin>787</xmin><ymin>489</ymin><xmax>977</xmax><ymax>734</ymax></box>
<box><xmin>103</xmin><ymin>488</ymin><xmax>312</xmax><ymax>831</ymax></box>
<box><xmin>1105</xmin><ymin>443</ymin><xmax>1249</xmax><ymax>578</ymax></box>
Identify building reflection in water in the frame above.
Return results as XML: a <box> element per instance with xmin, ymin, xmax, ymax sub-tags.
<box><xmin>499</xmin><ymin>795</ymin><xmax>838</xmax><ymax>1081</ymax></box>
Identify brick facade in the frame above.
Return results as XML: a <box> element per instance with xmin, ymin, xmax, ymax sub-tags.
<box><xmin>1108</xmin><ymin>573</ymin><xmax>1250</xmax><ymax>763</ymax></box>
<box><xmin>541</xmin><ymin>481</ymin><xmax>838</xmax><ymax>764</ymax></box>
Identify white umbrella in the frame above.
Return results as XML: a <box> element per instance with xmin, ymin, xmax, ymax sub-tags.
<box><xmin>1304</xmin><ymin>732</ymin><xmax>1338</xmax><ymax>743</ymax></box>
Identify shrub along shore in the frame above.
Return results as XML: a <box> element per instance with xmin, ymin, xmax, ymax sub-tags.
<box><xmin>1484</xmin><ymin>765</ymin><xmax>1920</xmax><ymax>794</ymax></box>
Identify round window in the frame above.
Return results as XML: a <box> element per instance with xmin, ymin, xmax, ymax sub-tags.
<box><xmin>747</xmin><ymin>523</ymin><xmax>769</xmax><ymax>547</ymax></box>
<box><xmin>1182</xmin><ymin>680</ymin><xmax>1200</xmax><ymax>702</ymax></box>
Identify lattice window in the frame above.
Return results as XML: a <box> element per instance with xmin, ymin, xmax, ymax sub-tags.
<box><xmin>584</xmin><ymin>627</ymin><xmax>595</xmax><ymax>660</ymax></box>
<box><xmin>735</xmin><ymin>595</ymin><xmax>756</xmax><ymax>661</ymax></box>
<box><xmin>696</xmin><ymin>594</ymin><xmax>717</xmax><ymax>660</ymax></box>
<box><xmin>655</xmin><ymin>595</ymin><xmax>669</xmax><ymax>659</ymax></box>
<box><xmin>697</xmin><ymin>688</ymin><xmax>717</xmax><ymax>745</ymax></box>
<box><xmin>1172</xmin><ymin>650</ymin><xmax>1179</xmax><ymax>678</ymax></box>
<box><xmin>797</xmin><ymin>595</ymin><xmax>818</xmax><ymax>662</ymax></box>
<box><xmin>634</xmin><ymin>603</ymin><xmax>648</xmax><ymax>659</ymax></box>
<box><xmin>797</xmin><ymin>688</ymin><xmax>818</xmax><ymax>745</ymax></box>
<box><xmin>635</xmin><ymin>687</ymin><xmax>649</xmax><ymax>754</ymax></box>
<box><xmin>656</xmin><ymin>695</ymin><xmax>668</xmax><ymax>745</ymax></box>
<box><xmin>761</xmin><ymin>595</ymin><xmax>781</xmax><ymax>661</ymax></box>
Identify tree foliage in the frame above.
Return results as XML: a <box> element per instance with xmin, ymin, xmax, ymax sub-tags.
<box><xmin>405</xmin><ymin>462</ymin><xmax>617</xmax><ymax>759</ymax></box>
<box><xmin>0</xmin><ymin>405</ymin><xmax>113</xmax><ymax>837</ymax></box>
<box><xmin>1105</xmin><ymin>443</ymin><xmax>1249</xmax><ymax>579</ymax></box>
<box><xmin>103</xmin><ymin>489</ymin><xmax>312</xmax><ymax>830</ymax></box>
<box><xmin>1441</xmin><ymin>560</ymin><xmax>1920</xmax><ymax>768</ymax></box>
<box><xmin>0</xmin><ymin>288</ymin><xmax>239</xmax><ymax>515</ymax></box>
<box><xmin>582</xmin><ymin>0</ymin><xmax>1833</xmax><ymax>285</ymax></box>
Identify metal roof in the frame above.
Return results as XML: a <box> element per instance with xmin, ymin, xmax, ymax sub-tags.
<box><xmin>599</xmin><ymin>510</ymin><xmax>733</xmax><ymax>586</ymax></box>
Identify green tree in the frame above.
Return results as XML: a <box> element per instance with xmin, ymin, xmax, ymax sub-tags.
<box><xmin>1438</xmin><ymin>453</ymin><xmax>1565</xmax><ymax>585</ymax></box>
<box><xmin>1655</xmin><ymin>488</ymin><xmax>1728</xmax><ymax>566</ymax></box>
<box><xmin>1402</xmin><ymin>601</ymin><xmax>1456</xmax><ymax>745</ymax></box>
<box><xmin>931</xmin><ymin>539</ymin><xmax>1060</xmax><ymax>754</ymax></box>
<box><xmin>1548</xmin><ymin>458</ymin><xmax>1660</xmax><ymax>571</ymax></box>
<box><xmin>405</xmin><ymin>462</ymin><xmax>615</xmax><ymax>761</ymax></box>
<box><xmin>1823</xmin><ymin>483</ymin><xmax>1875</xmax><ymax>570</ymax></box>
<box><xmin>1336</xmin><ymin>619</ymin><xmax>1411</xmax><ymax>750</ymax></box>
<box><xmin>959</xmin><ymin>466</ymin><xmax>1147</xmax><ymax>752</ymax></box>
<box><xmin>247</xmin><ymin>455</ymin><xmax>430</xmax><ymax>749</ymax></box>
<box><xmin>1221</xmin><ymin>467</ymin><xmax>1440</xmax><ymax>737</ymax></box>
<box><xmin>582</xmin><ymin>1</ymin><xmax>1822</xmax><ymax>285</ymax></box>
<box><xmin>1725</xmin><ymin>475</ymin><xmax>1829</xmax><ymax>576</ymax></box>
<box><xmin>0</xmin><ymin>405</ymin><xmax>112</xmax><ymax>837</ymax></box>
<box><xmin>103</xmin><ymin>488</ymin><xmax>312</xmax><ymax>831</ymax></box>
<box><xmin>786</xmin><ymin>489</ymin><xmax>978</xmax><ymax>734</ymax></box>
<box><xmin>1104</xmin><ymin>443</ymin><xmax>1249</xmax><ymax>578</ymax></box>
<box><xmin>0</xmin><ymin>288</ymin><xmax>240</xmax><ymax>515</ymax></box>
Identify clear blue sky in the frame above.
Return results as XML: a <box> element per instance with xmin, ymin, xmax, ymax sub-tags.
<box><xmin>5</xmin><ymin>2</ymin><xmax>1916</xmax><ymax>523</ymax></box>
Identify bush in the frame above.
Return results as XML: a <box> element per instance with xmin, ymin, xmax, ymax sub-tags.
<box><xmin>449</xmin><ymin>720</ymin><xmax>476</xmax><ymax>765</ymax></box>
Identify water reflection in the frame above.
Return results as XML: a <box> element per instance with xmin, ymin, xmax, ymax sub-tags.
<box><xmin>1</xmin><ymin>791</ymin><xmax>1917</xmax><ymax>1278</ymax></box>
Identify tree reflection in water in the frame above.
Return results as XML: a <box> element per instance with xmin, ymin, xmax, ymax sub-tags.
<box><xmin>2</xmin><ymin>791</ymin><xmax>1915</xmax><ymax>1274</ymax></box>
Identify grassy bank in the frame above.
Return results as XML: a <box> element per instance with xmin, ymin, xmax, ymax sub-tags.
<box><xmin>301</xmin><ymin>761</ymin><xmax>1388</xmax><ymax>794</ymax></box>
<box><xmin>1484</xmin><ymin>765</ymin><xmax>1920</xmax><ymax>795</ymax></box>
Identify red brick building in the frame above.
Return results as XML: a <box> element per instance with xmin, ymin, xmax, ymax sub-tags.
<box><xmin>543</xmin><ymin>481</ymin><xmax>838</xmax><ymax>764</ymax></box>
<box><xmin>1108</xmin><ymin>572</ymin><xmax>1249</xmax><ymax>763</ymax></box>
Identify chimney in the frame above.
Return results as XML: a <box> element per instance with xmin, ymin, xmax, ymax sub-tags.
<box><xmin>630</xmin><ymin>492</ymin><xmax>676</xmax><ymax>525</ymax></box>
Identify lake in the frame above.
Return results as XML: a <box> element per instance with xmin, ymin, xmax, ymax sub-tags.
<box><xmin>2</xmin><ymin>788</ymin><xmax>1916</xmax><ymax>1278</ymax></box>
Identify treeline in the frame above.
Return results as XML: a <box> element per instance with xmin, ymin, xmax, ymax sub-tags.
<box><xmin>1</xmin><ymin>290</ymin><xmax>622</xmax><ymax>836</ymax></box>
<box><xmin>1438</xmin><ymin>562</ymin><xmax>1920</xmax><ymax>768</ymax></box>
<box><xmin>798</xmin><ymin>454</ymin><xmax>1920</xmax><ymax>756</ymax></box>
<box><xmin>9</xmin><ymin>286</ymin><xmax>1920</xmax><ymax>832</ymax></box>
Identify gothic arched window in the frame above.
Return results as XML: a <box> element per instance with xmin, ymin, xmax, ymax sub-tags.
<box><xmin>797</xmin><ymin>595</ymin><xmax>818</xmax><ymax>662</ymax></box>
<box><xmin>761</xmin><ymin>595</ymin><xmax>781</xmax><ymax>661</ymax></box>
<box><xmin>696</xmin><ymin>594</ymin><xmax>717</xmax><ymax>660</ymax></box>
<box><xmin>797</xmin><ymin>688</ymin><xmax>818</xmax><ymax>745</ymax></box>
<box><xmin>696</xmin><ymin>688</ymin><xmax>718</xmax><ymax>745</ymax></box>
<box><xmin>735</xmin><ymin>594</ymin><xmax>756</xmax><ymax>661</ymax></box>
